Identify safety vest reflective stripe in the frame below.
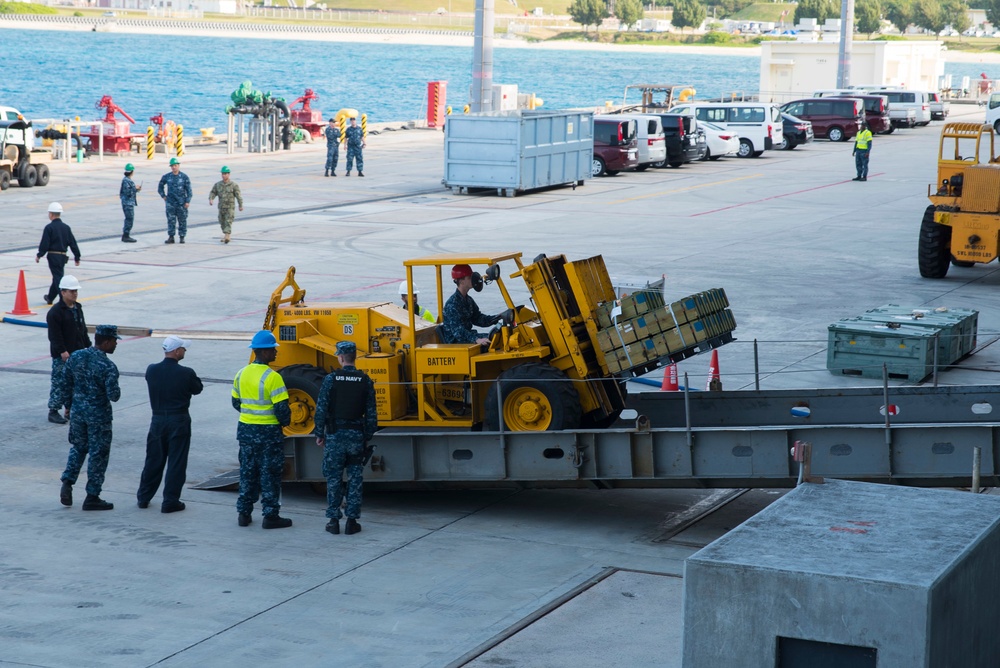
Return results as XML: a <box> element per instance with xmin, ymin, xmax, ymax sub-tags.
<box><xmin>233</xmin><ymin>365</ymin><xmax>287</xmax><ymax>424</ymax></box>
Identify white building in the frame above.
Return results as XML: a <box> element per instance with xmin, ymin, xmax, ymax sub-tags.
<box><xmin>760</xmin><ymin>40</ymin><xmax>944</xmax><ymax>103</ymax></box>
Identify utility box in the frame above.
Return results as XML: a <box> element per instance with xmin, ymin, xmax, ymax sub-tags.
<box><xmin>443</xmin><ymin>110</ymin><xmax>593</xmax><ymax>197</ymax></box>
<box><xmin>683</xmin><ymin>479</ymin><xmax>1000</xmax><ymax>667</ymax></box>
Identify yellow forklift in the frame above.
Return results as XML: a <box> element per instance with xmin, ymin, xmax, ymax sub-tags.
<box><xmin>919</xmin><ymin>122</ymin><xmax>1000</xmax><ymax>278</ymax></box>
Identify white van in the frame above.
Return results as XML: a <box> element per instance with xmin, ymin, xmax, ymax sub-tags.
<box><xmin>987</xmin><ymin>92</ymin><xmax>1000</xmax><ymax>134</ymax></box>
<box><xmin>618</xmin><ymin>114</ymin><xmax>666</xmax><ymax>169</ymax></box>
<box><xmin>669</xmin><ymin>102</ymin><xmax>783</xmax><ymax>158</ymax></box>
<box><xmin>856</xmin><ymin>88</ymin><xmax>932</xmax><ymax>126</ymax></box>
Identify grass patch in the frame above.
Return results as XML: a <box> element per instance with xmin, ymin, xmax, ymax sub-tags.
<box><xmin>0</xmin><ymin>1</ymin><xmax>57</xmax><ymax>14</ymax></box>
<box><xmin>730</xmin><ymin>2</ymin><xmax>792</xmax><ymax>22</ymax></box>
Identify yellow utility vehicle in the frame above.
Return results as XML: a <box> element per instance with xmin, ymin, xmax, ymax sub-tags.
<box><xmin>919</xmin><ymin>122</ymin><xmax>1000</xmax><ymax>278</ymax></box>
<box><xmin>265</xmin><ymin>252</ymin><xmax>631</xmax><ymax>437</ymax></box>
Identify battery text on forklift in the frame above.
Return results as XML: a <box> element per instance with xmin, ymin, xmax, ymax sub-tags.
<box><xmin>427</xmin><ymin>356</ymin><xmax>457</xmax><ymax>366</ymax></box>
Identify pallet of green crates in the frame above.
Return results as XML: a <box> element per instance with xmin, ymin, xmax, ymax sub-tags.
<box><xmin>594</xmin><ymin>288</ymin><xmax>736</xmax><ymax>375</ymax></box>
<box><xmin>859</xmin><ymin>305</ymin><xmax>978</xmax><ymax>362</ymax></box>
<box><xmin>827</xmin><ymin>319</ymin><xmax>941</xmax><ymax>381</ymax></box>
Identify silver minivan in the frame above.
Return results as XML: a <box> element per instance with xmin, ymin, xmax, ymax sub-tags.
<box><xmin>618</xmin><ymin>114</ymin><xmax>667</xmax><ymax>170</ymax></box>
<box><xmin>859</xmin><ymin>88</ymin><xmax>932</xmax><ymax>126</ymax></box>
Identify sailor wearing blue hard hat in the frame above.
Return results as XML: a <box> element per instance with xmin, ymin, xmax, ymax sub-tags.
<box><xmin>231</xmin><ymin>329</ymin><xmax>293</xmax><ymax>529</ymax></box>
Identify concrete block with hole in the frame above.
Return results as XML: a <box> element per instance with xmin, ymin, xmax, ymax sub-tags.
<box><xmin>682</xmin><ymin>479</ymin><xmax>1000</xmax><ymax>668</ymax></box>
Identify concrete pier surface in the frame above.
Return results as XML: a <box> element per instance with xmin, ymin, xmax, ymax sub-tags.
<box><xmin>1</xmin><ymin>106</ymin><xmax>996</xmax><ymax>666</ymax></box>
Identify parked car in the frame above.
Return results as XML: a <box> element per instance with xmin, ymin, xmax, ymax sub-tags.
<box><xmin>779</xmin><ymin>113</ymin><xmax>814</xmax><ymax>150</ymax></box>
<box><xmin>927</xmin><ymin>91</ymin><xmax>950</xmax><ymax>121</ymax></box>
<box><xmin>698</xmin><ymin>121</ymin><xmax>740</xmax><ymax>159</ymax></box>
<box><xmin>859</xmin><ymin>88</ymin><xmax>932</xmax><ymax>126</ymax></box>
<box><xmin>618</xmin><ymin>114</ymin><xmax>666</xmax><ymax>171</ymax></box>
<box><xmin>987</xmin><ymin>92</ymin><xmax>1000</xmax><ymax>133</ymax></box>
<box><xmin>669</xmin><ymin>102</ymin><xmax>783</xmax><ymax>158</ymax></box>
<box><xmin>654</xmin><ymin>113</ymin><xmax>702</xmax><ymax>167</ymax></box>
<box><xmin>592</xmin><ymin>115</ymin><xmax>639</xmax><ymax>177</ymax></box>
<box><xmin>780</xmin><ymin>98</ymin><xmax>864</xmax><ymax>142</ymax></box>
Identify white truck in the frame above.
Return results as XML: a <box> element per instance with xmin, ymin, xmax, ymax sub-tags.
<box><xmin>0</xmin><ymin>118</ymin><xmax>52</xmax><ymax>190</ymax></box>
<box><xmin>987</xmin><ymin>92</ymin><xmax>1000</xmax><ymax>134</ymax></box>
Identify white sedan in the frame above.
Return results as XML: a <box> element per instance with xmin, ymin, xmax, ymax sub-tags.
<box><xmin>699</xmin><ymin>121</ymin><xmax>740</xmax><ymax>161</ymax></box>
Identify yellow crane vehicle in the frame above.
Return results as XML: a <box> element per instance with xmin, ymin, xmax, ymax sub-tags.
<box><xmin>919</xmin><ymin>122</ymin><xmax>1000</xmax><ymax>278</ymax></box>
<box><xmin>261</xmin><ymin>252</ymin><xmax>736</xmax><ymax>480</ymax></box>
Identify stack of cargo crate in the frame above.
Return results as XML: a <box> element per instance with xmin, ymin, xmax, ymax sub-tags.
<box><xmin>593</xmin><ymin>288</ymin><xmax>737</xmax><ymax>374</ymax></box>
<box><xmin>827</xmin><ymin>304</ymin><xmax>978</xmax><ymax>381</ymax></box>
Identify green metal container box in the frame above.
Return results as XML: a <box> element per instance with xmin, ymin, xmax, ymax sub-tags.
<box><xmin>827</xmin><ymin>319</ymin><xmax>939</xmax><ymax>380</ymax></box>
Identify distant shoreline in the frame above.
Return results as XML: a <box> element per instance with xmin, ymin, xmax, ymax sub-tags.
<box><xmin>2</xmin><ymin>16</ymin><xmax>999</xmax><ymax>62</ymax></box>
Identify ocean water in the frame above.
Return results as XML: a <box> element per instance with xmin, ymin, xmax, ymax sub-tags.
<box><xmin>1</xmin><ymin>28</ymin><xmax>994</xmax><ymax>130</ymax></box>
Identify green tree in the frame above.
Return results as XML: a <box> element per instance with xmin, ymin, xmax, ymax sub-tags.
<box><xmin>793</xmin><ymin>0</ymin><xmax>838</xmax><ymax>24</ymax></box>
<box><xmin>855</xmin><ymin>0</ymin><xmax>883</xmax><ymax>36</ymax></box>
<box><xmin>913</xmin><ymin>0</ymin><xmax>946</xmax><ymax>32</ymax></box>
<box><xmin>671</xmin><ymin>0</ymin><xmax>707</xmax><ymax>31</ymax></box>
<box><xmin>987</xmin><ymin>0</ymin><xmax>1000</xmax><ymax>27</ymax></box>
<box><xmin>946</xmin><ymin>0</ymin><xmax>972</xmax><ymax>34</ymax></box>
<box><xmin>569</xmin><ymin>0</ymin><xmax>610</xmax><ymax>33</ymax></box>
<box><xmin>884</xmin><ymin>0</ymin><xmax>913</xmax><ymax>33</ymax></box>
<box><xmin>616</xmin><ymin>0</ymin><xmax>644</xmax><ymax>29</ymax></box>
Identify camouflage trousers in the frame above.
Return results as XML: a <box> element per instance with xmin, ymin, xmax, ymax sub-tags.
<box><xmin>236</xmin><ymin>423</ymin><xmax>285</xmax><ymax>518</ymax></box>
<box><xmin>217</xmin><ymin>207</ymin><xmax>235</xmax><ymax>235</ymax></box>
<box><xmin>325</xmin><ymin>143</ymin><xmax>339</xmax><ymax>172</ymax></box>
<box><xmin>322</xmin><ymin>430</ymin><xmax>365</xmax><ymax>520</ymax></box>
<box><xmin>61</xmin><ymin>418</ymin><xmax>113</xmax><ymax>497</ymax></box>
<box><xmin>346</xmin><ymin>147</ymin><xmax>364</xmax><ymax>173</ymax></box>
<box><xmin>165</xmin><ymin>202</ymin><xmax>188</xmax><ymax>238</ymax></box>
<box><xmin>48</xmin><ymin>357</ymin><xmax>71</xmax><ymax>412</ymax></box>
<box><xmin>122</xmin><ymin>204</ymin><xmax>134</xmax><ymax>236</ymax></box>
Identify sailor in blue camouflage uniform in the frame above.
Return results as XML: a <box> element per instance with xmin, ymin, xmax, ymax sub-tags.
<box><xmin>119</xmin><ymin>163</ymin><xmax>140</xmax><ymax>243</ymax></box>
<box><xmin>45</xmin><ymin>275</ymin><xmax>90</xmax><ymax>425</ymax></box>
<box><xmin>59</xmin><ymin>324</ymin><xmax>122</xmax><ymax>511</ymax></box>
<box><xmin>314</xmin><ymin>341</ymin><xmax>378</xmax><ymax>535</ymax></box>
<box><xmin>324</xmin><ymin>117</ymin><xmax>340</xmax><ymax>177</ymax></box>
<box><xmin>343</xmin><ymin>117</ymin><xmax>366</xmax><ymax>177</ymax></box>
<box><xmin>440</xmin><ymin>264</ymin><xmax>502</xmax><ymax>346</ymax></box>
<box><xmin>231</xmin><ymin>330</ymin><xmax>293</xmax><ymax>529</ymax></box>
<box><xmin>157</xmin><ymin>157</ymin><xmax>192</xmax><ymax>244</ymax></box>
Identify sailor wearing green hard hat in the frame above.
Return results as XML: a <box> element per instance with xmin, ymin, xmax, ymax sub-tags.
<box><xmin>120</xmin><ymin>162</ymin><xmax>141</xmax><ymax>243</ymax></box>
<box><xmin>209</xmin><ymin>164</ymin><xmax>244</xmax><ymax>245</ymax></box>
<box><xmin>157</xmin><ymin>156</ymin><xmax>192</xmax><ymax>244</ymax></box>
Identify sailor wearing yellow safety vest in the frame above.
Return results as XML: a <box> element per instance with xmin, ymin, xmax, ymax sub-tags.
<box><xmin>852</xmin><ymin>121</ymin><xmax>873</xmax><ymax>182</ymax></box>
<box><xmin>231</xmin><ymin>330</ymin><xmax>293</xmax><ymax>529</ymax></box>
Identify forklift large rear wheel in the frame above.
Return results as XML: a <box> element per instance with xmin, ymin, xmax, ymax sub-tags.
<box><xmin>951</xmin><ymin>258</ymin><xmax>975</xmax><ymax>268</ymax></box>
<box><xmin>485</xmin><ymin>363</ymin><xmax>582</xmax><ymax>432</ymax></box>
<box><xmin>918</xmin><ymin>205</ymin><xmax>951</xmax><ymax>279</ymax></box>
<box><xmin>281</xmin><ymin>364</ymin><xmax>328</xmax><ymax>436</ymax></box>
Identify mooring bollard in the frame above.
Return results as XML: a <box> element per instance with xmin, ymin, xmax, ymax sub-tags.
<box><xmin>463</xmin><ymin>104</ymin><xmax>470</xmax><ymax>114</ymax></box>
<box><xmin>175</xmin><ymin>125</ymin><xmax>184</xmax><ymax>157</ymax></box>
<box><xmin>146</xmin><ymin>126</ymin><xmax>154</xmax><ymax>160</ymax></box>
<box><xmin>361</xmin><ymin>113</ymin><xmax>367</xmax><ymax>139</ymax></box>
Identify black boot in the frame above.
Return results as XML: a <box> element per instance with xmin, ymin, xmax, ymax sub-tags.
<box><xmin>48</xmin><ymin>409</ymin><xmax>67</xmax><ymax>424</ymax></box>
<box><xmin>262</xmin><ymin>515</ymin><xmax>292</xmax><ymax>529</ymax></box>
<box><xmin>238</xmin><ymin>513</ymin><xmax>252</xmax><ymax>527</ymax></box>
<box><xmin>325</xmin><ymin>169</ymin><xmax>329</xmax><ymax>177</ymax></box>
<box><xmin>82</xmin><ymin>494</ymin><xmax>113</xmax><ymax>511</ymax></box>
<box><xmin>165</xmin><ymin>236</ymin><xmax>175</xmax><ymax>244</ymax></box>
<box><xmin>179</xmin><ymin>236</ymin><xmax>185</xmax><ymax>244</ymax></box>
<box><xmin>358</xmin><ymin>171</ymin><xmax>364</xmax><ymax>177</ymax></box>
<box><xmin>60</xmin><ymin>482</ymin><xmax>73</xmax><ymax>506</ymax></box>
<box><xmin>345</xmin><ymin>518</ymin><xmax>362</xmax><ymax>535</ymax></box>
<box><xmin>325</xmin><ymin>520</ymin><xmax>340</xmax><ymax>534</ymax></box>
<box><xmin>122</xmin><ymin>234</ymin><xmax>137</xmax><ymax>243</ymax></box>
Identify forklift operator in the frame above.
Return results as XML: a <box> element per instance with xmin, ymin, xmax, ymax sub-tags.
<box><xmin>440</xmin><ymin>264</ymin><xmax>502</xmax><ymax>347</ymax></box>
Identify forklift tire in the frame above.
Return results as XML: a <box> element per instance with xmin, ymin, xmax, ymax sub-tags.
<box><xmin>918</xmin><ymin>205</ymin><xmax>952</xmax><ymax>278</ymax></box>
<box><xmin>17</xmin><ymin>164</ymin><xmax>37</xmax><ymax>188</ymax></box>
<box><xmin>281</xmin><ymin>363</ymin><xmax>328</xmax><ymax>436</ymax></box>
<box><xmin>485</xmin><ymin>362</ymin><xmax>582</xmax><ymax>432</ymax></box>
<box><xmin>35</xmin><ymin>164</ymin><xmax>50</xmax><ymax>187</ymax></box>
<box><xmin>951</xmin><ymin>259</ymin><xmax>976</xmax><ymax>268</ymax></box>
<box><xmin>0</xmin><ymin>170</ymin><xmax>9</xmax><ymax>191</ymax></box>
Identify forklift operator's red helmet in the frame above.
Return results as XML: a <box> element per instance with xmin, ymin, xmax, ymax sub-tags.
<box><xmin>451</xmin><ymin>264</ymin><xmax>473</xmax><ymax>281</ymax></box>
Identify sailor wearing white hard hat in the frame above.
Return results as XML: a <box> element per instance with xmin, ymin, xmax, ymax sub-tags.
<box><xmin>398</xmin><ymin>280</ymin><xmax>436</xmax><ymax>323</ymax></box>
<box><xmin>36</xmin><ymin>202</ymin><xmax>81</xmax><ymax>305</ymax></box>
<box><xmin>44</xmin><ymin>275</ymin><xmax>90</xmax><ymax>424</ymax></box>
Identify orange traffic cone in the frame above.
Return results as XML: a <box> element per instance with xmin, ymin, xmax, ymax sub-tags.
<box><xmin>706</xmin><ymin>350</ymin><xmax>722</xmax><ymax>391</ymax></box>
<box><xmin>660</xmin><ymin>364</ymin><xmax>679</xmax><ymax>391</ymax></box>
<box><xmin>6</xmin><ymin>270</ymin><xmax>36</xmax><ymax>316</ymax></box>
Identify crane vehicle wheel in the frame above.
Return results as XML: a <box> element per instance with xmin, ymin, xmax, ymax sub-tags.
<box><xmin>35</xmin><ymin>164</ymin><xmax>50</xmax><ymax>187</ymax></box>
<box><xmin>18</xmin><ymin>164</ymin><xmax>37</xmax><ymax>188</ymax></box>
<box><xmin>737</xmin><ymin>138</ymin><xmax>754</xmax><ymax>158</ymax></box>
<box><xmin>281</xmin><ymin>364</ymin><xmax>328</xmax><ymax>436</ymax></box>
<box><xmin>918</xmin><ymin>205</ymin><xmax>952</xmax><ymax>278</ymax></box>
<box><xmin>485</xmin><ymin>363</ymin><xmax>582</xmax><ymax>432</ymax></box>
<box><xmin>0</xmin><ymin>170</ymin><xmax>10</xmax><ymax>191</ymax></box>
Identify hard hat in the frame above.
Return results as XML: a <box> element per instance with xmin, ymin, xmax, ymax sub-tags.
<box><xmin>169</xmin><ymin>157</ymin><xmax>180</xmax><ymax>166</ymax></box>
<box><xmin>335</xmin><ymin>341</ymin><xmax>356</xmax><ymax>355</ymax></box>
<box><xmin>248</xmin><ymin>330</ymin><xmax>279</xmax><ymax>349</ymax></box>
<box><xmin>124</xmin><ymin>163</ymin><xmax>135</xmax><ymax>172</ymax></box>
<box><xmin>451</xmin><ymin>264</ymin><xmax>473</xmax><ymax>280</ymax></box>
<box><xmin>162</xmin><ymin>335</ymin><xmax>191</xmax><ymax>352</ymax></box>
<box><xmin>399</xmin><ymin>281</ymin><xmax>419</xmax><ymax>295</ymax></box>
<box><xmin>59</xmin><ymin>275</ymin><xmax>81</xmax><ymax>290</ymax></box>
<box><xmin>221</xmin><ymin>166</ymin><xmax>230</xmax><ymax>174</ymax></box>
<box><xmin>48</xmin><ymin>202</ymin><xmax>63</xmax><ymax>214</ymax></box>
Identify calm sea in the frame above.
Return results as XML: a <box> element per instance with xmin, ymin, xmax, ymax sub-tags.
<box><xmin>1</xmin><ymin>28</ymin><xmax>993</xmax><ymax>130</ymax></box>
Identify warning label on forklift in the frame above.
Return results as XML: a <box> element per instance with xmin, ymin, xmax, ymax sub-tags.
<box><xmin>337</xmin><ymin>314</ymin><xmax>359</xmax><ymax>325</ymax></box>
